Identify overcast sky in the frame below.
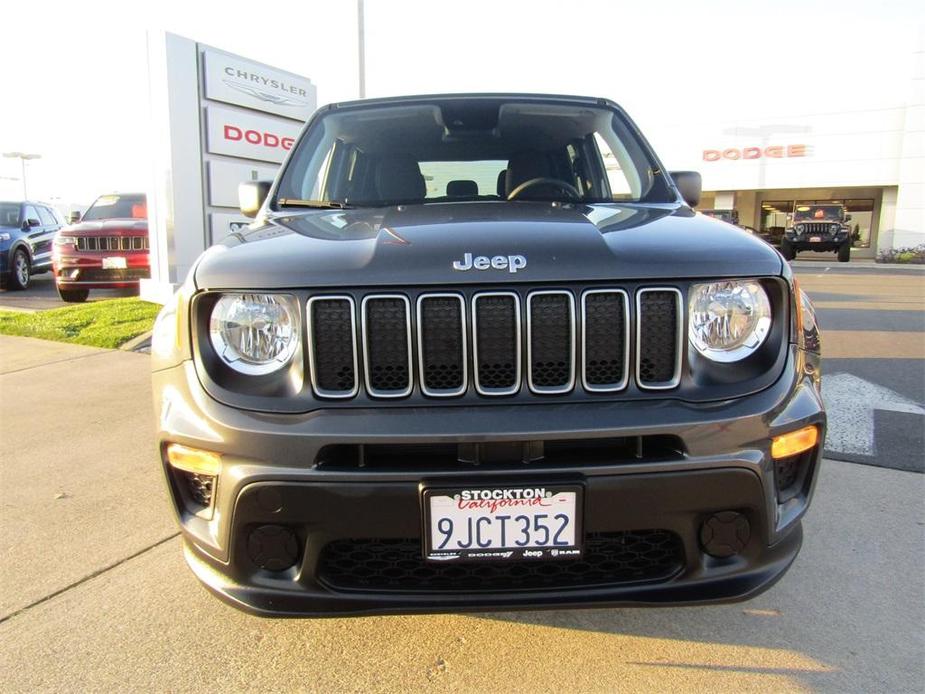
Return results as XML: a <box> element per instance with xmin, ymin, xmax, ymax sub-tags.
<box><xmin>0</xmin><ymin>0</ymin><xmax>920</xmax><ymax>206</ymax></box>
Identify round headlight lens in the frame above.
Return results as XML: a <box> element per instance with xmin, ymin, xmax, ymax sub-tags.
<box><xmin>831</xmin><ymin>223</ymin><xmax>839</xmax><ymax>233</ymax></box>
<box><xmin>795</xmin><ymin>223</ymin><xmax>805</xmax><ymax>233</ymax></box>
<box><xmin>688</xmin><ymin>280</ymin><xmax>772</xmax><ymax>362</ymax></box>
<box><xmin>209</xmin><ymin>293</ymin><xmax>299</xmax><ymax>374</ymax></box>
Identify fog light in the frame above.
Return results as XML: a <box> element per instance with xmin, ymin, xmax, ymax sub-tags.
<box><xmin>167</xmin><ymin>444</ymin><xmax>221</xmax><ymax>513</ymax></box>
<box><xmin>771</xmin><ymin>425</ymin><xmax>818</xmax><ymax>459</ymax></box>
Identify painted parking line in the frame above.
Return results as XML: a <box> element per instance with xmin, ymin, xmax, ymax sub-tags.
<box><xmin>819</xmin><ymin>331</ymin><xmax>925</xmax><ymax>359</ymax></box>
<box><xmin>822</xmin><ymin>373</ymin><xmax>925</xmax><ymax>461</ymax></box>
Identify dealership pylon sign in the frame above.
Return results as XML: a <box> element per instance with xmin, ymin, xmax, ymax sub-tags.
<box><xmin>142</xmin><ymin>31</ymin><xmax>316</xmax><ymax>302</ymax></box>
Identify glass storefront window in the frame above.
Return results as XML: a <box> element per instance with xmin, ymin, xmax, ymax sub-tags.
<box><xmin>759</xmin><ymin>198</ymin><xmax>875</xmax><ymax>248</ymax></box>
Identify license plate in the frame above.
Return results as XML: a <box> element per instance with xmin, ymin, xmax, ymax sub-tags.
<box><xmin>102</xmin><ymin>256</ymin><xmax>127</xmax><ymax>269</ymax></box>
<box><xmin>423</xmin><ymin>485</ymin><xmax>582</xmax><ymax>562</ymax></box>
<box><xmin>809</xmin><ymin>236</ymin><xmax>822</xmax><ymax>243</ymax></box>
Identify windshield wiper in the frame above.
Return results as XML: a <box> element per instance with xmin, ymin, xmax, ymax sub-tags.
<box><xmin>276</xmin><ymin>198</ymin><xmax>352</xmax><ymax>210</ymax></box>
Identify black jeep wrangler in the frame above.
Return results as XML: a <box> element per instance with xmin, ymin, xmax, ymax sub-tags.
<box><xmin>151</xmin><ymin>93</ymin><xmax>825</xmax><ymax>617</ymax></box>
<box><xmin>780</xmin><ymin>203</ymin><xmax>853</xmax><ymax>262</ymax></box>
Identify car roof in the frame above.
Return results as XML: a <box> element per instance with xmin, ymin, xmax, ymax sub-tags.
<box><xmin>324</xmin><ymin>92</ymin><xmax>614</xmax><ymax>111</ymax></box>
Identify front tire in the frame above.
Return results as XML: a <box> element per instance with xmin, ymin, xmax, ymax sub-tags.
<box><xmin>837</xmin><ymin>242</ymin><xmax>851</xmax><ymax>263</ymax></box>
<box><xmin>8</xmin><ymin>248</ymin><xmax>31</xmax><ymax>290</ymax></box>
<box><xmin>780</xmin><ymin>239</ymin><xmax>796</xmax><ymax>261</ymax></box>
<box><xmin>57</xmin><ymin>286</ymin><xmax>89</xmax><ymax>303</ymax></box>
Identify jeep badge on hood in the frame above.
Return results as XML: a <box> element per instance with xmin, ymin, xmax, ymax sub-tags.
<box><xmin>452</xmin><ymin>252</ymin><xmax>527</xmax><ymax>273</ymax></box>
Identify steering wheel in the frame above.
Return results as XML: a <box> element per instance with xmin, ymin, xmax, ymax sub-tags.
<box><xmin>506</xmin><ymin>177</ymin><xmax>582</xmax><ymax>201</ymax></box>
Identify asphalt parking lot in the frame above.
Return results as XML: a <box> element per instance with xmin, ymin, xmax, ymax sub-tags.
<box><xmin>1</xmin><ymin>261</ymin><xmax>923</xmax><ymax>692</ymax></box>
<box><xmin>0</xmin><ymin>275</ymin><xmax>135</xmax><ymax>312</ymax></box>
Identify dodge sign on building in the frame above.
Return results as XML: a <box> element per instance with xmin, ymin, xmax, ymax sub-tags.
<box><xmin>142</xmin><ymin>32</ymin><xmax>315</xmax><ymax>302</ymax></box>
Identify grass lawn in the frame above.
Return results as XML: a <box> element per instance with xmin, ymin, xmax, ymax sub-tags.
<box><xmin>0</xmin><ymin>298</ymin><xmax>161</xmax><ymax>349</ymax></box>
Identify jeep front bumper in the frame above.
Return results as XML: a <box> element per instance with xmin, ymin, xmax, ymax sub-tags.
<box><xmin>153</xmin><ymin>346</ymin><xmax>824</xmax><ymax>617</ymax></box>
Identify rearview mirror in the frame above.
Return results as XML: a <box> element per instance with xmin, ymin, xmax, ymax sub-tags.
<box><xmin>67</xmin><ymin>211</ymin><xmax>81</xmax><ymax>223</ymax></box>
<box><xmin>670</xmin><ymin>171</ymin><xmax>702</xmax><ymax>208</ymax></box>
<box><xmin>239</xmin><ymin>180</ymin><xmax>272</xmax><ymax>218</ymax></box>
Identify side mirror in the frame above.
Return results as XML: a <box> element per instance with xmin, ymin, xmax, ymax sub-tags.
<box><xmin>844</xmin><ymin>214</ymin><xmax>852</xmax><ymax>222</ymax></box>
<box><xmin>239</xmin><ymin>180</ymin><xmax>272</xmax><ymax>218</ymax></box>
<box><xmin>24</xmin><ymin>218</ymin><xmax>41</xmax><ymax>229</ymax></box>
<box><xmin>670</xmin><ymin>171</ymin><xmax>702</xmax><ymax>208</ymax></box>
<box><xmin>67</xmin><ymin>211</ymin><xmax>81</xmax><ymax>224</ymax></box>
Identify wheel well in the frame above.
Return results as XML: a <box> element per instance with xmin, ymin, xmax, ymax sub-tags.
<box><xmin>9</xmin><ymin>241</ymin><xmax>33</xmax><ymax>263</ymax></box>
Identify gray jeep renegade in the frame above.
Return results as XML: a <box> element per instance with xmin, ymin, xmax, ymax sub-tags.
<box><xmin>151</xmin><ymin>93</ymin><xmax>825</xmax><ymax>617</ymax></box>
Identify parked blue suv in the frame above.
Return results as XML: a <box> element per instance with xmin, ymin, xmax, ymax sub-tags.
<box><xmin>0</xmin><ymin>200</ymin><xmax>63</xmax><ymax>290</ymax></box>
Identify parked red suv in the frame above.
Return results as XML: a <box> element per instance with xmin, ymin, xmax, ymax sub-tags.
<box><xmin>52</xmin><ymin>193</ymin><xmax>150</xmax><ymax>302</ymax></box>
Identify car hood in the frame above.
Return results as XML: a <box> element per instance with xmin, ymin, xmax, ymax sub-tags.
<box><xmin>64</xmin><ymin>219</ymin><xmax>148</xmax><ymax>234</ymax></box>
<box><xmin>193</xmin><ymin>202</ymin><xmax>782</xmax><ymax>289</ymax></box>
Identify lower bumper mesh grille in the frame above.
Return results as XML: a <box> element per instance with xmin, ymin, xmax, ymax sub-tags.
<box><xmin>317</xmin><ymin>530</ymin><xmax>684</xmax><ymax>593</ymax></box>
<box><xmin>65</xmin><ymin>267</ymin><xmax>149</xmax><ymax>282</ymax></box>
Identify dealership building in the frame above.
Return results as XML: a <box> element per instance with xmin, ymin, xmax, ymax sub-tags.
<box><xmin>649</xmin><ymin>39</ymin><xmax>923</xmax><ymax>260</ymax></box>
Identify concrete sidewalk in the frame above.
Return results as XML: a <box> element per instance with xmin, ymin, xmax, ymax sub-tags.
<box><xmin>0</xmin><ymin>335</ymin><xmax>176</xmax><ymax>619</ymax></box>
<box><xmin>0</xmin><ymin>334</ymin><xmax>922</xmax><ymax>692</ymax></box>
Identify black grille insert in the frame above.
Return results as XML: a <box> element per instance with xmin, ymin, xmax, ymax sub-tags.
<box><xmin>583</xmin><ymin>290</ymin><xmax>628</xmax><ymax>390</ymax></box>
<box><xmin>317</xmin><ymin>530</ymin><xmax>684</xmax><ymax>592</ymax></box>
<box><xmin>309</xmin><ymin>297</ymin><xmax>357</xmax><ymax>397</ymax></box>
<box><xmin>418</xmin><ymin>295</ymin><xmax>465</xmax><ymax>395</ymax></box>
<box><xmin>315</xmin><ymin>435</ymin><xmax>685</xmax><ymax>471</ymax></box>
<box><xmin>71</xmin><ymin>267</ymin><xmax>149</xmax><ymax>282</ymax></box>
<box><xmin>363</xmin><ymin>296</ymin><xmax>412</xmax><ymax>396</ymax></box>
<box><xmin>528</xmin><ymin>292</ymin><xmax>574</xmax><ymax>392</ymax></box>
<box><xmin>637</xmin><ymin>289</ymin><xmax>680</xmax><ymax>387</ymax></box>
<box><xmin>473</xmin><ymin>293</ymin><xmax>519</xmax><ymax>394</ymax></box>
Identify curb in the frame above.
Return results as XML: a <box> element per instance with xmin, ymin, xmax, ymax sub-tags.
<box><xmin>119</xmin><ymin>331</ymin><xmax>153</xmax><ymax>353</ymax></box>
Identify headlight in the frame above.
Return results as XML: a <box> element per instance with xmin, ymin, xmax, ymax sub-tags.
<box><xmin>209</xmin><ymin>293</ymin><xmax>299</xmax><ymax>375</ymax></box>
<box><xmin>830</xmin><ymin>224</ymin><xmax>839</xmax><ymax>233</ymax></box>
<box><xmin>688</xmin><ymin>280</ymin><xmax>772</xmax><ymax>362</ymax></box>
<box><xmin>795</xmin><ymin>224</ymin><xmax>805</xmax><ymax>233</ymax></box>
<box><xmin>54</xmin><ymin>235</ymin><xmax>78</xmax><ymax>246</ymax></box>
<box><xmin>0</xmin><ymin>232</ymin><xmax>11</xmax><ymax>242</ymax></box>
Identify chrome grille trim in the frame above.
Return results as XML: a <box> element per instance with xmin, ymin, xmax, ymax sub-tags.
<box><xmin>581</xmin><ymin>289</ymin><xmax>630</xmax><ymax>392</ymax></box>
<box><xmin>416</xmin><ymin>293</ymin><xmax>467</xmax><ymax>398</ymax></box>
<box><xmin>635</xmin><ymin>287</ymin><xmax>683</xmax><ymax>391</ymax></box>
<box><xmin>471</xmin><ymin>291</ymin><xmax>522</xmax><ymax>397</ymax></box>
<box><xmin>306</xmin><ymin>295</ymin><xmax>359</xmax><ymax>399</ymax></box>
<box><xmin>361</xmin><ymin>294</ymin><xmax>413</xmax><ymax>399</ymax></box>
<box><xmin>526</xmin><ymin>290</ymin><xmax>576</xmax><ymax>395</ymax></box>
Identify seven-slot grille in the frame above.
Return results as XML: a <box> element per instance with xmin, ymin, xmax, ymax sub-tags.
<box><xmin>76</xmin><ymin>236</ymin><xmax>149</xmax><ymax>251</ymax></box>
<box><xmin>304</xmin><ymin>287</ymin><xmax>683</xmax><ymax>399</ymax></box>
<box><xmin>800</xmin><ymin>222</ymin><xmax>837</xmax><ymax>235</ymax></box>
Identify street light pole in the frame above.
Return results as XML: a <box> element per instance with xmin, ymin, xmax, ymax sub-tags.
<box><xmin>357</xmin><ymin>0</ymin><xmax>366</xmax><ymax>98</ymax></box>
<box><xmin>2</xmin><ymin>152</ymin><xmax>41</xmax><ymax>199</ymax></box>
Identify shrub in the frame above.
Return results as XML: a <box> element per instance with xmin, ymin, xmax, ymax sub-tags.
<box><xmin>876</xmin><ymin>245</ymin><xmax>925</xmax><ymax>264</ymax></box>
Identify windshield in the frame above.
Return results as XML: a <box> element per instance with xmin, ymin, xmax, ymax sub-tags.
<box><xmin>275</xmin><ymin>98</ymin><xmax>675</xmax><ymax>208</ymax></box>
<box><xmin>0</xmin><ymin>203</ymin><xmax>20</xmax><ymax>227</ymax></box>
<box><xmin>82</xmin><ymin>194</ymin><xmax>147</xmax><ymax>221</ymax></box>
<box><xmin>793</xmin><ymin>204</ymin><xmax>844</xmax><ymax>222</ymax></box>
